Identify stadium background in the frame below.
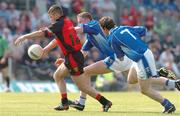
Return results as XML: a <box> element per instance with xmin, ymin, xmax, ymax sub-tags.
<box><xmin>0</xmin><ymin>0</ymin><xmax>180</xmax><ymax>92</ymax></box>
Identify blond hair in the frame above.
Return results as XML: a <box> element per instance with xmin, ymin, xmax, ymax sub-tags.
<box><xmin>48</xmin><ymin>5</ymin><xmax>63</xmax><ymax>15</ymax></box>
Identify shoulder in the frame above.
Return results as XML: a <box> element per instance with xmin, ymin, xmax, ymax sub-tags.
<box><xmin>87</xmin><ymin>20</ymin><xmax>99</xmax><ymax>27</ymax></box>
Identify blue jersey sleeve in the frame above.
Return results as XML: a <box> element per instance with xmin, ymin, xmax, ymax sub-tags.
<box><xmin>133</xmin><ymin>26</ymin><xmax>147</xmax><ymax>37</ymax></box>
<box><xmin>82</xmin><ymin>24</ymin><xmax>98</xmax><ymax>34</ymax></box>
<box><xmin>111</xmin><ymin>36</ymin><xmax>124</xmax><ymax>58</ymax></box>
<box><xmin>82</xmin><ymin>40</ymin><xmax>93</xmax><ymax>51</ymax></box>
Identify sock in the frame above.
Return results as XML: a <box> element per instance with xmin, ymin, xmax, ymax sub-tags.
<box><xmin>61</xmin><ymin>93</ymin><xmax>68</xmax><ymax>105</ymax></box>
<box><xmin>5</xmin><ymin>77</ymin><xmax>10</xmax><ymax>88</ymax></box>
<box><xmin>161</xmin><ymin>99</ymin><xmax>173</xmax><ymax>109</ymax></box>
<box><xmin>165</xmin><ymin>80</ymin><xmax>175</xmax><ymax>89</ymax></box>
<box><xmin>78</xmin><ymin>96</ymin><xmax>86</xmax><ymax>105</ymax></box>
<box><xmin>96</xmin><ymin>93</ymin><xmax>108</xmax><ymax>106</ymax></box>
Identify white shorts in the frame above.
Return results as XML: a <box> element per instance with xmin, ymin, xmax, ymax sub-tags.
<box><xmin>103</xmin><ymin>54</ymin><xmax>133</xmax><ymax>72</ymax></box>
<box><xmin>132</xmin><ymin>49</ymin><xmax>157</xmax><ymax>80</ymax></box>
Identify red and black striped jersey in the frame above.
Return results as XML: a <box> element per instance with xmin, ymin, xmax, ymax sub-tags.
<box><xmin>44</xmin><ymin>16</ymin><xmax>82</xmax><ymax>56</ymax></box>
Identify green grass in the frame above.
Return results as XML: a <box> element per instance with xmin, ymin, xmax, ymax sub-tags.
<box><xmin>0</xmin><ymin>92</ymin><xmax>180</xmax><ymax>116</ymax></box>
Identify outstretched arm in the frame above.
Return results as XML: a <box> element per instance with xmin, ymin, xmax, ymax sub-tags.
<box><xmin>75</xmin><ymin>24</ymin><xmax>98</xmax><ymax>34</ymax></box>
<box><xmin>14</xmin><ymin>30</ymin><xmax>45</xmax><ymax>46</ymax></box>
<box><xmin>75</xmin><ymin>26</ymin><xmax>84</xmax><ymax>33</ymax></box>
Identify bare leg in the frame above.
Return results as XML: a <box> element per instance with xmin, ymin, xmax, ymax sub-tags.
<box><xmin>128</xmin><ymin>67</ymin><xmax>176</xmax><ymax>89</ymax></box>
<box><xmin>150</xmin><ymin>77</ymin><xmax>167</xmax><ymax>85</ymax></box>
<box><xmin>138</xmin><ymin>78</ymin><xmax>164</xmax><ymax>103</ymax></box>
<box><xmin>127</xmin><ymin>67</ymin><xmax>138</xmax><ymax>84</ymax></box>
<box><xmin>53</xmin><ymin>63</ymin><xmax>69</xmax><ymax>98</ymax></box>
<box><xmin>72</xmin><ymin>74</ymin><xmax>98</xmax><ymax>98</ymax></box>
<box><xmin>84</xmin><ymin>60</ymin><xmax>112</xmax><ymax>76</ymax></box>
<box><xmin>78</xmin><ymin>60</ymin><xmax>112</xmax><ymax>100</ymax></box>
<box><xmin>72</xmin><ymin>73</ymin><xmax>112</xmax><ymax>111</ymax></box>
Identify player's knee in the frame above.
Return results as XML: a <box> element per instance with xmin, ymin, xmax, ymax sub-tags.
<box><xmin>53</xmin><ymin>71</ymin><xmax>63</xmax><ymax>81</ymax></box>
<box><xmin>127</xmin><ymin>74</ymin><xmax>138</xmax><ymax>84</ymax></box>
<box><xmin>53</xmin><ymin>72</ymin><xmax>58</xmax><ymax>81</ymax></box>
<box><xmin>127</xmin><ymin>78</ymin><xmax>137</xmax><ymax>84</ymax></box>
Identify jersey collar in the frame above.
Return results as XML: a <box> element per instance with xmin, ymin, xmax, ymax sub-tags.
<box><xmin>56</xmin><ymin>15</ymin><xmax>65</xmax><ymax>21</ymax></box>
<box><xmin>109</xmin><ymin>26</ymin><xmax>118</xmax><ymax>35</ymax></box>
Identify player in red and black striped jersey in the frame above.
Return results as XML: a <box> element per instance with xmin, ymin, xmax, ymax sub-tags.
<box><xmin>44</xmin><ymin>14</ymin><xmax>83</xmax><ymax>76</ymax></box>
<box><xmin>14</xmin><ymin>5</ymin><xmax>112</xmax><ymax>112</ymax></box>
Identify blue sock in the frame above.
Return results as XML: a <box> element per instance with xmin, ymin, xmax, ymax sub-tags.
<box><xmin>161</xmin><ymin>99</ymin><xmax>173</xmax><ymax>109</ymax></box>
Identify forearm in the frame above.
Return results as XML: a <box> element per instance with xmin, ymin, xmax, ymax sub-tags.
<box><xmin>43</xmin><ymin>39</ymin><xmax>58</xmax><ymax>53</ymax></box>
<box><xmin>23</xmin><ymin>30</ymin><xmax>45</xmax><ymax>40</ymax></box>
<box><xmin>75</xmin><ymin>26</ymin><xmax>83</xmax><ymax>33</ymax></box>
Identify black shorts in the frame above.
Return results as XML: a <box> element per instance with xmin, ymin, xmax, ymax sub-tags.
<box><xmin>0</xmin><ymin>57</ymin><xmax>8</xmax><ymax>70</ymax></box>
<box><xmin>64</xmin><ymin>51</ymin><xmax>84</xmax><ymax>76</ymax></box>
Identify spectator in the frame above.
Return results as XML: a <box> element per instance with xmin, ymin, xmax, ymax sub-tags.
<box><xmin>120</xmin><ymin>7</ymin><xmax>130</xmax><ymax>25</ymax></box>
<box><xmin>0</xmin><ymin>17</ymin><xmax>8</xmax><ymax>35</ymax></box>
<box><xmin>99</xmin><ymin>0</ymin><xmax>116</xmax><ymax>20</ymax></box>
<box><xmin>149</xmin><ymin>39</ymin><xmax>161</xmax><ymax>63</ymax></box>
<box><xmin>159</xmin><ymin>47</ymin><xmax>180</xmax><ymax>77</ymax></box>
<box><xmin>129</xmin><ymin>5</ymin><xmax>141</xmax><ymax>26</ymax></box>
<box><xmin>0</xmin><ymin>2</ymin><xmax>10</xmax><ymax>22</ymax></box>
<box><xmin>8</xmin><ymin>3</ymin><xmax>20</xmax><ymax>22</ymax></box>
<box><xmin>2</xmin><ymin>28</ymin><xmax>13</xmax><ymax>43</ymax></box>
<box><xmin>166</xmin><ymin>0</ymin><xmax>179</xmax><ymax>11</ymax></box>
<box><xmin>145</xmin><ymin>8</ymin><xmax>154</xmax><ymax>31</ymax></box>
<box><xmin>71</xmin><ymin>0</ymin><xmax>84</xmax><ymax>14</ymax></box>
<box><xmin>59</xmin><ymin>0</ymin><xmax>71</xmax><ymax>9</ymax></box>
<box><xmin>20</xmin><ymin>11</ymin><xmax>32</xmax><ymax>34</ymax></box>
<box><xmin>155</xmin><ymin>0</ymin><xmax>167</xmax><ymax>12</ymax></box>
<box><xmin>0</xmin><ymin>35</ymin><xmax>10</xmax><ymax>92</ymax></box>
<box><xmin>9</xmin><ymin>17</ymin><xmax>20</xmax><ymax>35</ymax></box>
<box><xmin>30</xmin><ymin>6</ymin><xmax>41</xmax><ymax>31</ymax></box>
<box><xmin>173</xmin><ymin>45</ymin><xmax>180</xmax><ymax>74</ymax></box>
<box><xmin>89</xmin><ymin>0</ymin><xmax>101</xmax><ymax>20</ymax></box>
<box><xmin>161</xmin><ymin>33</ymin><xmax>175</xmax><ymax>51</ymax></box>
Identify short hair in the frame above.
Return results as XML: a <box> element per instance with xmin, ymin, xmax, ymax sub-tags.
<box><xmin>48</xmin><ymin>5</ymin><xmax>63</xmax><ymax>15</ymax></box>
<box><xmin>77</xmin><ymin>12</ymin><xmax>93</xmax><ymax>20</ymax></box>
<box><xmin>99</xmin><ymin>16</ymin><xmax>115</xmax><ymax>30</ymax></box>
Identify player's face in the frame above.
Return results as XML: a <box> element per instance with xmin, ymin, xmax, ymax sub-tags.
<box><xmin>49</xmin><ymin>13</ymin><xmax>56</xmax><ymax>23</ymax></box>
<box><xmin>77</xmin><ymin>17</ymin><xmax>89</xmax><ymax>24</ymax></box>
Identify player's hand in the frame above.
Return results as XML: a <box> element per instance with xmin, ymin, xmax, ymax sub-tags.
<box><xmin>0</xmin><ymin>58</ymin><xmax>6</xmax><ymax>64</ymax></box>
<box><xmin>14</xmin><ymin>36</ymin><xmax>26</xmax><ymax>46</ymax></box>
<box><xmin>55</xmin><ymin>58</ymin><xmax>64</xmax><ymax>67</ymax></box>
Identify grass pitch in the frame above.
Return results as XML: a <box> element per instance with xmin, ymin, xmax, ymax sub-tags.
<box><xmin>0</xmin><ymin>92</ymin><xmax>180</xmax><ymax>116</ymax></box>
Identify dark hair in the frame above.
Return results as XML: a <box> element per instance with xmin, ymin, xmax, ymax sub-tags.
<box><xmin>48</xmin><ymin>5</ymin><xmax>63</xmax><ymax>15</ymax></box>
<box><xmin>77</xmin><ymin>12</ymin><xmax>93</xmax><ymax>20</ymax></box>
<box><xmin>99</xmin><ymin>16</ymin><xmax>115</xmax><ymax>30</ymax></box>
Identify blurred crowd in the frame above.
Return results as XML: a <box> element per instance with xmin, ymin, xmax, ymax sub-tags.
<box><xmin>0</xmin><ymin>0</ymin><xmax>180</xmax><ymax>91</ymax></box>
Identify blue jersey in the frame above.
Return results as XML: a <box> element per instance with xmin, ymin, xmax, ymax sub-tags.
<box><xmin>81</xmin><ymin>20</ymin><xmax>114</xmax><ymax>57</ymax></box>
<box><xmin>109</xmin><ymin>26</ymin><xmax>148</xmax><ymax>62</ymax></box>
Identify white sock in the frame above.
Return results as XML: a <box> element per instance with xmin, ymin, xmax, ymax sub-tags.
<box><xmin>78</xmin><ymin>96</ymin><xmax>86</xmax><ymax>105</ymax></box>
<box><xmin>166</xmin><ymin>80</ymin><xmax>175</xmax><ymax>89</ymax></box>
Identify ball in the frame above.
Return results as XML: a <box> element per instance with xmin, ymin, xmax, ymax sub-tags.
<box><xmin>28</xmin><ymin>44</ymin><xmax>43</xmax><ymax>60</ymax></box>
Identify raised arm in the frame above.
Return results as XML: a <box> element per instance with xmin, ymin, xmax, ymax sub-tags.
<box><xmin>14</xmin><ymin>30</ymin><xmax>45</xmax><ymax>46</ymax></box>
<box><xmin>75</xmin><ymin>24</ymin><xmax>98</xmax><ymax>34</ymax></box>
